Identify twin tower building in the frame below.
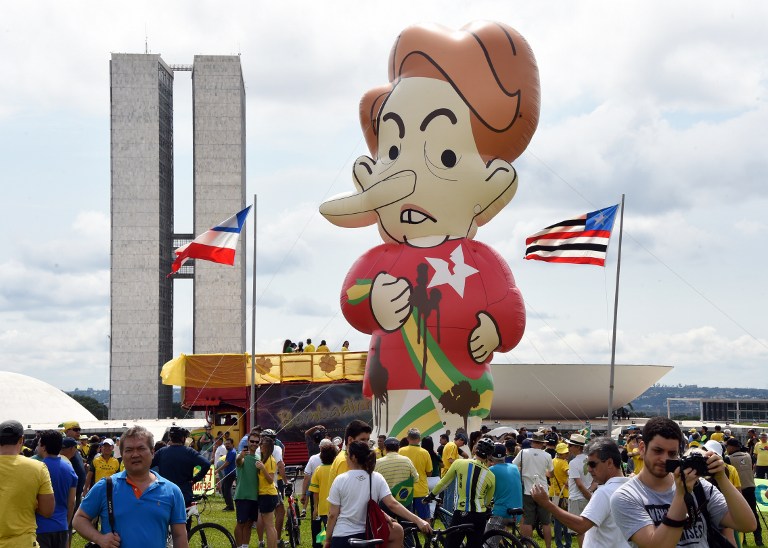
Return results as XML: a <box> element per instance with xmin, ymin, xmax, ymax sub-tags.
<box><xmin>110</xmin><ymin>54</ymin><xmax>247</xmax><ymax>418</ymax></box>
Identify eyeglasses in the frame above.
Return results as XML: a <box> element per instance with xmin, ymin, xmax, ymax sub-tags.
<box><xmin>587</xmin><ymin>460</ymin><xmax>601</xmax><ymax>468</ymax></box>
<box><xmin>71</xmin><ymin>428</ymin><xmax>81</xmax><ymax>432</ymax></box>
<box><xmin>248</xmin><ymin>440</ymin><xmax>259</xmax><ymax>444</ymax></box>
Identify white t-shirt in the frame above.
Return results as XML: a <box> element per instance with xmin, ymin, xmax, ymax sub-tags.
<box><xmin>214</xmin><ymin>444</ymin><xmax>227</xmax><ymax>468</ymax></box>
<box><xmin>327</xmin><ymin>470</ymin><xmax>391</xmax><ymax>537</ymax></box>
<box><xmin>512</xmin><ymin>448</ymin><xmax>553</xmax><ymax>495</ymax></box>
<box><xmin>304</xmin><ymin>453</ymin><xmax>322</xmax><ymax>495</ymax></box>
<box><xmin>568</xmin><ymin>453</ymin><xmax>594</xmax><ymax>501</ymax></box>
<box><xmin>610</xmin><ymin>476</ymin><xmax>727</xmax><ymax>547</ymax></box>
<box><xmin>581</xmin><ymin>476</ymin><xmax>630</xmax><ymax>548</ymax></box>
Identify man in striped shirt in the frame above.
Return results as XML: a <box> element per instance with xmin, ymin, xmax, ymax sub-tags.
<box><xmin>428</xmin><ymin>438</ymin><xmax>496</xmax><ymax>548</ymax></box>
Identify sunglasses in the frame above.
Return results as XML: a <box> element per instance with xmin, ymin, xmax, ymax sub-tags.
<box><xmin>71</xmin><ymin>428</ymin><xmax>81</xmax><ymax>432</ymax></box>
<box><xmin>587</xmin><ymin>460</ymin><xmax>601</xmax><ymax>468</ymax></box>
<box><xmin>248</xmin><ymin>440</ymin><xmax>259</xmax><ymax>444</ymax></box>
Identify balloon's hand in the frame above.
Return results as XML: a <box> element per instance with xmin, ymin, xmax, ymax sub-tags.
<box><xmin>371</xmin><ymin>273</ymin><xmax>412</xmax><ymax>331</ymax></box>
<box><xmin>469</xmin><ymin>312</ymin><xmax>500</xmax><ymax>363</ymax></box>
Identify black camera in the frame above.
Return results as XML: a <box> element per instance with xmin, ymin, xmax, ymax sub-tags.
<box><xmin>665</xmin><ymin>453</ymin><xmax>709</xmax><ymax>476</ymax></box>
<box><xmin>313</xmin><ymin>430</ymin><xmax>326</xmax><ymax>444</ymax></box>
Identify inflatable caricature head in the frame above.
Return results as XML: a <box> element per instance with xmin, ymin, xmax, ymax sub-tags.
<box><xmin>321</xmin><ymin>21</ymin><xmax>540</xmax><ymax>242</ymax></box>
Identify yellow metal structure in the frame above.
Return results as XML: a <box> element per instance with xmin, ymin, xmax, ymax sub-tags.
<box><xmin>160</xmin><ymin>352</ymin><xmax>368</xmax><ymax>387</ymax></box>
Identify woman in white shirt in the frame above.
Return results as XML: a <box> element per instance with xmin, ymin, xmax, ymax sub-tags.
<box><xmin>325</xmin><ymin>440</ymin><xmax>431</xmax><ymax>548</ymax></box>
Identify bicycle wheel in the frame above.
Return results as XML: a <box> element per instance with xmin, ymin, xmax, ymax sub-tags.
<box><xmin>286</xmin><ymin>504</ymin><xmax>300</xmax><ymax>548</ymax></box>
<box><xmin>517</xmin><ymin>535</ymin><xmax>538</xmax><ymax>548</ymax></box>
<box><xmin>188</xmin><ymin>522</ymin><xmax>236</xmax><ymax>548</ymax></box>
<box><xmin>481</xmin><ymin>529</ymin><xmax>523</xmax><ymax>548</ymax></box>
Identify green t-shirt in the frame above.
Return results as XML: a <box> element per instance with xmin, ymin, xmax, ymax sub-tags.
<box><xmin>234</xmin><ymin>454</ymin><xmax>259</xmax><ymax>500</ymax></box>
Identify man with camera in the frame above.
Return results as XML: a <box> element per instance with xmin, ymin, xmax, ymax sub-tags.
<box><xmin>610</xmin><ymin>417</ymin><xmax>755</xmax><ymax>547</ymax></box>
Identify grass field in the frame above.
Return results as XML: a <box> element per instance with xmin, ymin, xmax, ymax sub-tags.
<box><xmin>70</xmin><ymin>492</ymin><xmax>767</xmax><ymax>547</ymax></box>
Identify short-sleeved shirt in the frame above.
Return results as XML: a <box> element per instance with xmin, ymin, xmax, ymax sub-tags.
<box><xmin>80</xmin><ymin>471</ymin><xmax>186</xmax><ymax>548</ymax></box>
<box><xmin>568</xmin><ymin>453</ymin><xmax>593</xmax><ymax>501</ymax></box>
<box><xmin>327</xmin><ymin>470</ymin><xmax>391</xmax><ymax>537</ymax></box>
<box><xmin>151</xmin><ymin>445</ymin><xmax>211</xmax><ymax>504</ymax></box>
<box><xmin>223</xmin><ymin>448</ymin><xmax>237</xmax><ymax>476</ymax></box>
<box><xmin>754</xmin><ymin>441</ymin><xmax>768</xmax><ymax>467</ymax></box>
<box><xmin>375</xmin><ymin>453</ymin><xmax>418</xmax><ymax>505</ymax></box>
<box><xmin>0</xmin><ymin>455</ymin><xmax>54</xmax><ymax>545</ymax></box>
<box><xmin>308</xmin><ymin>464</ymin><xmax>333</xmax><ymax>516</ymax></box>
<box><xmin>489</xmin><ymin>462</ymin><xmax>522</xmax><ymax>517</ymax></box>
<box><xmin>329</xmin><ymin>449</ymin><xmax>348</xmax><ymax>484</ymax></box>
<box><xmin>91</xmin><ymin>455</ymin><xmax>121</xmax><ymax>483</ymax></box>
<box><xmin>441</xmin><ymin>441</ymin><xmax>459</xmax><ymax>476</ymax></box>
<box><xmin>235</xmin><ymin>454</ymin><xmax>259</xmax><ymax>500</ymax></box>
<box><xmin>512</xmin><ymin>448</ymin><xmax>553</xmax><ymax>495</ymax></box>
<box><xmin>610</xmin><ymin>476</ymin><xmax>727</xmax><ymax>547</ymax></box>
<box><xmin>549</xmin><ymin>457</ymin><xmax>569</xmax><ymax>498</ymax></box>
<box><xmin>580</xmin><ymin>476</ymin><xmax>630</xmax><ymax>547</ymax></box>
<box><xmin>37</xmin><ymin>456</ymin><xmax>78</xmax><ymax>533</ymax></box>
<box><xmin>399</xmin><ymin>445</ymin><xmax>433</xmax><ymax>497</ymax></box>
<box><xmin>257</xmin><ymin>456</ymin><xmax>278</xmax><ymax>496</ymax></box>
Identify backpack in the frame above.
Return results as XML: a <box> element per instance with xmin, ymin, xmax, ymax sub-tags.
<box><xmin>365</xmin><ymin>473</ymin><xmax>391</xmax><ymax>544</ymax></box>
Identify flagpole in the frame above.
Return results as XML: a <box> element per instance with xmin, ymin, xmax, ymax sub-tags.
<box><xmin>250</xmin><ymin>195</ymin><xmax>257</xmax><ymax>430</ymax></box>
<box><xmin>607</xmin><ymin>194</ymin><xmax>625</xmax><ymax>437</ymax></box>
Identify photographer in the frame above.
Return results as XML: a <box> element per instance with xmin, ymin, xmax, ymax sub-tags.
<box><xmin>610</xmin><ymin>417</ymin><xmax>755</xmax><ymax>548</ymax></box>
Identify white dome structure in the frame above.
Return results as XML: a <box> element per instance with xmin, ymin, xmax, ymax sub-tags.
<box><xmin>0</xmin><ymin>371</ymin><xmax>98</xmax><ymax>425</ymax></box>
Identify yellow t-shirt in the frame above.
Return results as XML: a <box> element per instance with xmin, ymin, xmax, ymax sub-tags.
<box><xmin>0</xmin><ymin>455</ymin><xmax>54</xmax><ymax>546</ymax></box>
<box><xmin>309</xmin><ymin>464</ymin><xmax>333</xmax><ymax>516</ymax></box>
<box><xmin>399</xmin><ymin>445</ymin><xmax>432</xmax><ymax>497</ymax></box>
<box><xmin>726</xmin><ymin>463</ymin><xmax>741</xmax><ymax>489</ymax></box>
<box><xmin>549</xmin><ymin>457</ymin><xmax>569</xmax><ymax>498</ymax></box>
<box><xmin>755</xmin><ymin>442</ymin><xmax>768</xmax><ymax>467</ymax></box>
<box><xmin>329</xmin><ymin>449</ymin><xmax>348</xmax><ymax>484</ymax></box>
<box><xmin>441</xmin><ymin>442</ymin><xmax>459</xmax><ymax>477</ymax></box>
<box><xmin>258</xmin><ymin>456</ymin><xmax>278</xmax><ymax>496</ymax></box>
<box><xmin>92</xmin><ymin>455</ymin><xmax>121</xmax><ymax>483</ymax></box>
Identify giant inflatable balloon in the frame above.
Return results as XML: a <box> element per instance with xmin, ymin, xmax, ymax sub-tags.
<box><xmin>320</xmin><ymin>21</ymin><xmax>540</xmax><ymax>438</ymax></box>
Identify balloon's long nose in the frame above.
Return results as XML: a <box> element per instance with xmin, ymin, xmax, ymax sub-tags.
<box><xmin>320</xmin><ymin>171</ymin><xmax>416</xmax><ymax>219</ymax></box>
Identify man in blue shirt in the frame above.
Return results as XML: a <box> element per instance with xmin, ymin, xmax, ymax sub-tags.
<box><xmin>485</xmin><ymin>442</ymin><xmax>523</xmax><ymax>533</ymax></box>
<box><xmin>221</xmin><ymin>438</ymin><xmax>237</xmax><ymax>511</ymax></box>
<box><xmin>152</xmin><ymin>427</ymin><xmax>211</xmax><ymax>507</ymax></box>
<box><xmin>73</xmin><ymin>425</ymin><xmax>189</xmax><ymax>548</ymax></box>
<box><xmin>36</xmin><ymin>430</ymin><xmax>78</xmax><ymax>548</ymax></box>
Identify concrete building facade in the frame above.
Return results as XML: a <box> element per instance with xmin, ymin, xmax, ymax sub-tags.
<box><xmin>110</xmin><ymin>53</ymin><xmax>246</xmax><ymax>419</ymax></box>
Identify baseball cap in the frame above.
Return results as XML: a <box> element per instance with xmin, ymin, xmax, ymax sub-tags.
<box><xmin>556</xmin><ymin>442</ymin><xmax>569</xmax><ymax>454</ymax></box>
<box><xmin>61</xmin><ymin>421</ymin><xmax>81</xmax><ymax>431</ymax></box>
<box><xmin>725</xmin><ymin>438</ymin><xmax>741</xmax><ymax>448</ymax></box>
<box><xmin>703</xmin><ymin>440</ymin><xmax>723</xmax><ymax>457</ymax></box>
<box><xmin>384</xmin><ymin>437</ymin><xmax>401</xmax><ymax>448</ymax></box>
<box><xmin>491</xmin><ymin>443</ymin><xmax>506</xmax><ymax>460</ymax></box>
<box><xmin>0</xmin><ymin>420</ymin><xmax>23</xmax><ymax>439</ymax></box>
<box><xmin>101</xmin><ymin>438</ymin><xmax>115</xmax><ymax>446</ymax></box>
<box><xmin>62</xmin><ymin>437</ymin><xmax>78</xmax><ymax>449</ymax></box>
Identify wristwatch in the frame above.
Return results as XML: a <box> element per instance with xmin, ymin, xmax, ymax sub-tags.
<box><xmin>661</xmin><ymin>515</ymin><xmax>687</xmax><ymax>528</ymax></box>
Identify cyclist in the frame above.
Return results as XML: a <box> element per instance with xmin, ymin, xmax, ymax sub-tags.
<box><xmin>427</xmin><ymin>437</ymin><xmax>496</xmax><ymax>548</ymax></box>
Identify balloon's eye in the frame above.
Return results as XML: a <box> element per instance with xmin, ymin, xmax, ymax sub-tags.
<box><xmin>388</xmin><ymin>146</ymin><xmax>399</xmax><ymax>161</ymax></box>
<box><xmin>441</xmin><ymin>150</ymin><xmax>457</xmax><ymax>168</ymax></box>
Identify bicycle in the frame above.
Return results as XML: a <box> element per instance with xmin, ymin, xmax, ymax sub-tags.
<box><xmin>481</xmin><ymin>508</ymin><xmax>537</xmax><ymax>548</ymax></box>
<box><xmin>167</xmin><ymin>492</ymin><xmax>236</xmax><ymax>548</ymax></box>
<box><xmin>401</xmin><ymin>521</ymin><xmax>476</xmax><ymax>548</ymax></box>
<box><xmin>283</xmin><ymin>465</ymin><xmax>303</xmax><ymax>548</ymax></box>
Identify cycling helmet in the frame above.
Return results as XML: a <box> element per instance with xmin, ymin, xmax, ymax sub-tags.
<box><xmin>475</xmin><ymin>437</ymin><xmax>495</xmax><ymax>459</ymax></box>
<box><xmin>261</xmin><ymin>429</ymin><xmax>277</xmax><ymax>438</ymax></box>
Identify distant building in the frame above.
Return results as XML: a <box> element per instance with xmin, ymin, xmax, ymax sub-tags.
<box><xmin>109</xmin><ymin>54</ymin><xmax>246</xmax><ymax>419</ymax></box>
<box><xmin>702</xmin><ymin>399</ymin><xmax>768</xmax><ymax>423</ymax></box>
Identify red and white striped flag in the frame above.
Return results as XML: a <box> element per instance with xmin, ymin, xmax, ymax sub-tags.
<box><xmin>524</xmin><ymin>204</ymin><xmax>619</xmax><ymax>266</ymax></box>
<box><xmin>167</xmin><ymin>206</ymin><xmax>251</xmax><ymax>277</ymax></box>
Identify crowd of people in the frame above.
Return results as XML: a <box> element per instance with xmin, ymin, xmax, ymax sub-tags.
<box><xmin>281</xmin><ymin>339</ymin><xmax>349</xmax><ymax>353</ymax></box>
<box><xmin>2</xmin><ymin>416</ymin><xmax>767</xmax><ymax>548</ymax></box>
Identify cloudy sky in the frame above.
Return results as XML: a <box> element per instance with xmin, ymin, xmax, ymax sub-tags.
<box><xmin>1</xmin><ymin>1</ymin><xmax>766</xmax><ymax>395</ymax></box>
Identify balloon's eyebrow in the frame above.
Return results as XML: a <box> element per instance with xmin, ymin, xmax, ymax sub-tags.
<box><xmin>382</xmin><ymin>112</ymin><xmax>405</xmax><ymax>139</ymax></box>
<box><xmin>420</xmin><ymin>108</ymin><xmax>457</xmax><ymax>132</ymax></box>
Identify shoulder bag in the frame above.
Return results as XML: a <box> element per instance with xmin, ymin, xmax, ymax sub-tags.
<box><xmin>365</xmin><ymin>473</ymin><xmax>391</xmax><ymax>545</ymax></box>
<box><xmin>692</xmin><ymin>481</ymin><xmax>735</xmax><ymax>548</ymax></box>
<box><xmin>84</xmin><ymin>477</ymin><xmax>115</xmax><ymax>548</ymax></box>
